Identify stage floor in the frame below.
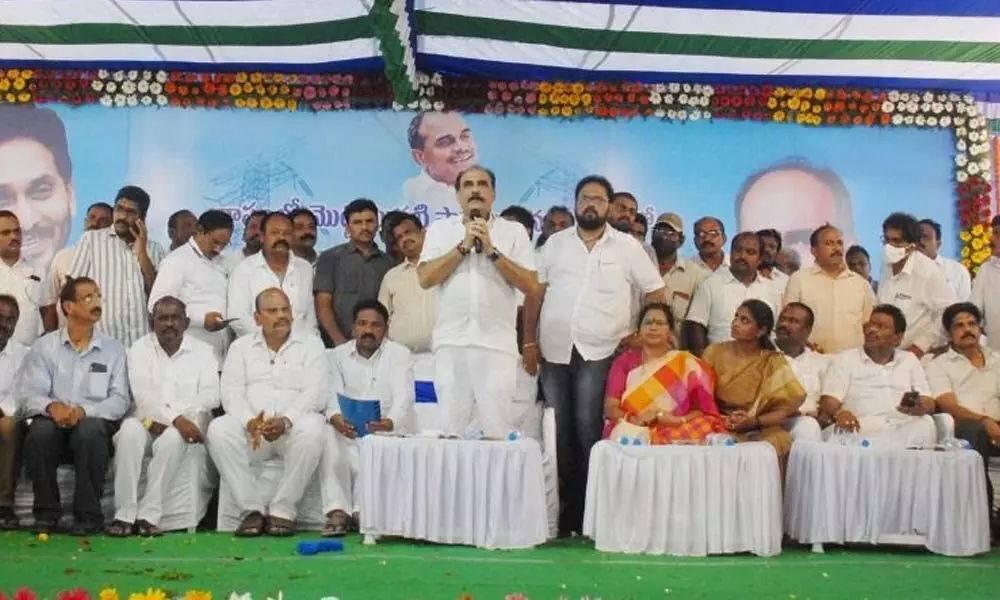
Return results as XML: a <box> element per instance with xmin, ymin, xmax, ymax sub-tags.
<box><xmin>0</xmin><ymin>532</ymin><xmax>997</xmax><ymax>599</ymax></box>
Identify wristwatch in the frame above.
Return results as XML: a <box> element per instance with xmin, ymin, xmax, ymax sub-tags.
<box><xmin>456</xmin><ymin>243</ymin><xmax>470</xmax><ymax>256</ymax></box>
<box><xmin>487</xmin><ymin>249</ymin><xmax>501</xmax><ymax>263</ymax></box>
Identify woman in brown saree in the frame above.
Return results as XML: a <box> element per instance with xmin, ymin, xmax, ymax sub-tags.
<box><xmin>702</xmin><ymin>299</ymin><xmax>805</xmax><ymax>470</ymax></box>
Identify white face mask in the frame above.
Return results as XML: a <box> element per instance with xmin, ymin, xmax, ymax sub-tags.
<box><xmin>882</xmin><ymin>243</ymin><xmax>909</xmax><ymax>265</ymax></box>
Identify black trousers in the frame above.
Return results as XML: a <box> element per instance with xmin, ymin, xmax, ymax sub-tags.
<box><xmin>955</xmin><ymin>419</ymin><xmax>996</xmax><ymax>520</ymax></box>
<box><xmin>23</xmin><ymin>417</ymin><xmax>117</xmax><ymax>524</ymax></box>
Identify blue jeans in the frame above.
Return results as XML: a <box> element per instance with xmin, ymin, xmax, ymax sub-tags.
<box><xmin>540</xmin><ymin>347</ymin><xmax>615</xmax><ymax>534</ymax></box>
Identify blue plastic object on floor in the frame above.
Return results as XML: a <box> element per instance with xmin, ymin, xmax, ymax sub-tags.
<box><xmin>297</xmin><ymin>539</ymin><xmax>344</xmax><ymax>556</ymax></box>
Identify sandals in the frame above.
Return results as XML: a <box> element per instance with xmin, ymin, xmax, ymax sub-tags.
<box><xmin>265</xmin><ymin>515</ymin><xmax>296</xmax><ymax>537</ymax></box>
<box><xmin>136</xmin><ymin>519</ymin><xmax>162</xmax><ymax>538</ymax></box>
<box><xmin>322</xmin><ymin>510</ymin><xmax>349</xmax><ymax>538</ymax></box>
<box><xmin>106</xmin><ymin>520</ymin><xmax>135</xmax><ymax>537</ymax></box>
<box><xmin>235</xmin><ymin>511</ymin><xmax>266</xmax><ymax>537</ymax></box>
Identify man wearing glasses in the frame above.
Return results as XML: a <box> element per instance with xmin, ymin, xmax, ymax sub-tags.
<box><xmin>650</xmin><ymin>213</ymin><xmax>703</xmax><ymax>345</ymax></box>
<box><xmin>690</xmin><ymin>216</ymin><xmax>729</xmax><ymax>277</ymax></box>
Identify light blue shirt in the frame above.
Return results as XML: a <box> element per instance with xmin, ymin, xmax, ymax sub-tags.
<box><xmin>18</xmin><ymin>328</ymin><xmax>130</xmax><ymax>420</ymax></box>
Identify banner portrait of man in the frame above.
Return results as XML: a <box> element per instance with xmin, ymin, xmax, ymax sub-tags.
<box><xmin>401</xmin><ymin>111</ymin><xmax>478</xmax><ymax>221</ymax></box>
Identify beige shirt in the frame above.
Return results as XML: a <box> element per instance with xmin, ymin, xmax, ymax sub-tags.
<box><xmin>378</xmin><ymin>259</ymin><xmax>435</xmax><ymax>353</ymax></box>
<box><xmin>784</xmin><ymin>265</ymin><xmax>875</xmax><ymax>354</ymax></box>
<box><xmin>925</xmin><ymin>347</ymin><xmax>1000</xmax><ymax>420</ymax></box>
<box><xmin>660</xmin><ymin>257</ymin><xmax>706</xmax><ymax>338</ymax></box>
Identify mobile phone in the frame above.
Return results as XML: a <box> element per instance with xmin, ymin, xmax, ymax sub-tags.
<box><xmin>901</xmin><ymin>391</ymin><xmax>919</xmax><ymax>408</ymax></box>
<box><xmin>220</xmin><ymin>318</ymin><xmax>238</xmax><ymax>325</ymax></box>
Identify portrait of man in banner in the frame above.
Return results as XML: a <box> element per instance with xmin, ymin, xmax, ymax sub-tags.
<box><xmin>401</xmin><ymin>111</ymin><xmax>479</xmax><ymax>222</ymax></box>
<box><xmin>0</xmin><ymin>105</ymin><xmax>76</xmax><ymax>268</ymax></box>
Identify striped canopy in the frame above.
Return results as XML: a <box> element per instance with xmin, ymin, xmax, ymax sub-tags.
<box><xmin>1</xmin><ymin>0</ymin><xmax>999</xmax><ymax>92</ymax></box>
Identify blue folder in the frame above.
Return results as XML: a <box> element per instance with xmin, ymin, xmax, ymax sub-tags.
<box><xmin>415</xmin><ymin>380</ymin><xmax>437</xmax><ymax>404</ymax></box>
<box><xmin>337</xmin><ymin>394</ymin><xmax>381</xmax><ymax>438</ymax></box>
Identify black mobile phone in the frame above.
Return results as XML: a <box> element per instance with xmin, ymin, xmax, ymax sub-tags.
<box><xmin>901</xmin><ymin>391</ymin><xmax>919</xmax><ymax>408</ymax></box>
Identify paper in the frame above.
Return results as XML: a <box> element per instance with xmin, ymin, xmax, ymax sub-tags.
<box><xmin>337</xmin><ymin>394</ymin><xmax>381</xmax><ymax>438</ymax></box>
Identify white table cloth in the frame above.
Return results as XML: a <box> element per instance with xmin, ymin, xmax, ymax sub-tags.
<box><xmin>358</xmin><ymin>434</ymin><xmax>548</xmax><ymax>549</ymax></box>
<box><xmin>785</xmin><ymin>441</ymin><xmax>990</xmax><ymax>556</ymax></box>
<box><xmin>583</xmin><ymin>440</ymin><xmax>783</xmax><ymax>557</ymax></box>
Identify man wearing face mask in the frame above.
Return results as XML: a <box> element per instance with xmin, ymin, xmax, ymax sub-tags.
<box><xmin>970</xmin><ymin>216</ymin><xmax>1000</xmax><ymax>352</ymax></box>
<box><xmin>149</xmin><ymin>210</ymin><xmax>234</xmax><ymax>364</ymax></box>
<box><xmin>650</xmin><ymin>213</ymin><xmax>703</xmax><ymax>343</ymax></box>
<box><xmin>877</xmin><ymin>212</ymin><xmax>956</xmax><ymax>358</ymax></box>
<box><xmin>228</xmin><ymin>212</ymin><xmax>316</xmax><ymax>339</ymax></box>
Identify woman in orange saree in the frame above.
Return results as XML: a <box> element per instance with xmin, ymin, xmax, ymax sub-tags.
<box><xmin>602</xmin><ymin>303</ymin><xmax>726</xmax><ymax>444</ymax></box>
<box><xmin>701</xmin><ymin>299</ymin><xmax>805</xmax><ymax>468</ymax></box>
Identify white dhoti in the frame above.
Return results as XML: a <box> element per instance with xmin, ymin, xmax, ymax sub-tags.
<box><xmin>512</xmin><ymin>362</ymin><xmax>542</xmax><ymax>441</ymax></box>
<box><xmin>113</xmin><ymin>416</ymin><xmax>188</xmax><ymax>525</ymax></box>
<box><xmin>206</xmin><ymin>413</ymin><xmax>324</xmax><ymax>521</ymax></box>
<box><xmin>822</xmin><ymin>414</ymin><xmax>937</xmax><ymax>447</ymax></box>
<box><xmin>433</xmin><ymin>345</ymin><xmax>518</xmax><ymax>438</ymax></box>
<box><xmin>786</xmin><ymin>415</ymin><xmax>822</xmax><ymax>443</ymax></box>
<box><xmin>319</xmin><ymin>428</ymin><xmax>360</xmax><ymax>514</ymax></box>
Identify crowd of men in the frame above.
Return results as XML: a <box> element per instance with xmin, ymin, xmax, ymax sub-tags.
<box><xmin>0</xmin><ymin>157</ymin><xmax>997</xmax><ymax>542</ymax></box>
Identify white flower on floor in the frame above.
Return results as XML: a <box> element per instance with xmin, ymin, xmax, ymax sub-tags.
<box><xmin>318</xmin><ymin>597</ymin><xmax>340</xmax><ymax>600</ymax></box>
<box><xmin>228</xmin><ymin>593</ymin><xmax>252</xmax><ymax>600</ymax></box>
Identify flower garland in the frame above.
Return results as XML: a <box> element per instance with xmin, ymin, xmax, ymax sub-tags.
<box><xmin>0</xmin><ymin>589</ymin><xmax>549</xmax><ymax>600</ymax></box>
<box><xmin>0</xmin><ymin>66</ymin><xmax>993</xmax><ymax>270</ymax></box>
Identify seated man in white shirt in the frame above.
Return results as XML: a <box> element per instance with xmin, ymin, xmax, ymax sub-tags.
<box><xmin>818</xmin><ymin>304</ymin><xmax>937</xmax><ymax>447</ymax></box>
<box><xmin>108</xmin><ymin>296</ymin><xmax>220</xmax><ymax>537</ymax></box>
<box><xmin>774</xmin><ymin>302</ymin><xmax>828</xmax><ymax>442</ymax></box>
<box><xmin>0</xmin><ymin>294</ymin><xmax>30</xmax><ymax>530</ymax></box>
<box><xmin>925</xmin><ymin>302</ymin><xmax>1000</xmax><ymax>534</ymax></box>
<box><xmin>320</xmin><ymin>298</ymin><xmax>414</xmax><ymax>537</ymax></box>
<box><xmin>206</xmin><ymin>288</ymin><xmax>328</xmax><ymax>537</ymax></box>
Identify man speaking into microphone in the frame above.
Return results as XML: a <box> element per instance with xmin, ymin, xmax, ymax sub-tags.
<box><xmin>417</xmin><ymin>165</ymin><xmax>539</xmax><ymax>437</ymax></box>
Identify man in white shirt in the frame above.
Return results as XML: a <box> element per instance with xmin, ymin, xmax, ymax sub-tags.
<box><xmin>878</xmin><ymin>212</ymin><xmax>956</xmax><ymax>357</ymax></box>
<box><xmin>689</xmin><ymin>216</ymin><xmax>729</xmax><ymax>277</ymax></box>
<box><xmin>319</xmin><ymin>298</ymin><xmax>414</xmax><ymax>537</ymax></box>
<box><xmin>206</xmin><ymin>288</ymin><xmax>328</xmax><ymax>537</ymax></box>
<box><xmin>774</xmin><ymin>302</ymin><xmax>828</xmax><ymax>442</ymax></box>
<box><xmin>0</xmin><ymin>211</ymin><xmax>57</xmax><ymax>344</ymax></box>
<box><xmin>220</xmin><ymin>210</ymin><xmax>266</xmax><ymax>275</ymax></box>
<box><xmin>228</xmin><ymin>212</ymin><xmax>316</xmax><ymax>339</ymax></box>
<box><xmin>108</xmin><ymin>296</ymin><xmax>220</xmax><ymax>537</ymax></box>
<box><xmin>401</xmin><ymin>112</ymin><xmax>478</xmax><ymax>222</ymax></box>
<box><xmin>818</xmin><ymin>304</ymin><xmax>937</xmax><ymax>447</ymax></box>
<box><xmin>166</xmin><ymin>210</ymin><xmax>197</xmax><ymax>252</ymax></box>
<box><xmin>756</xmin><ymin>228</ymin><xmax>789</xmax><ymax>302</ymax></box>
<box><xmin>417</xmin><ymin>165</ymin><xmax>538</xmax><ymax>437</ymax></box>
<box><xmin>523</xmin><ymin>175</ymin><xmax>665</xmax><ymax>536</ymax></box>
<box><xmin>49</xmin><ymin>202</ymin><xmax>112</xmax><ymax>308</ymax></box>
<box><xmin>0</xmin><ymin>294</ymin><xmax>30</xmax><ymax>530</ymax></box>
<box><xmin>970</xmin><ymin>216</ymin><xmax>1000</xmax><ymax>353</ymax></box>
<box><xmin>926</xmin><ymin>302</ymin><xmax>1000</xmax><ymax>533</ymax></box>
<box><xmin>650</xmin><ymin>213</ymin><xmax>703</xmax><ymax>344</ymax></box>
<box><xmin>684</xmin><ymin>232</ymin><xmax>782</xmax><ymax>357</ymax></box>
<box><xmin>919</xmin><ymin>218</ymin><xmax>971</xmax><ymax>301</ymax></box>
<box><xmin>148</xmin><ymin>210</ymin><xmax>233</xmax><ymax>365</ymax></box>
<box><xmin>69</xmin><ymin>186</ymin><xmax>167</xmax><ymax>347</ymax></box>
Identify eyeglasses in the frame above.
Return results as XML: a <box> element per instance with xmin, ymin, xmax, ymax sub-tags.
<box><xmin>695</xmin><ymin>229</ymin><xmax>721</xmax><ymax>239</ymax></box>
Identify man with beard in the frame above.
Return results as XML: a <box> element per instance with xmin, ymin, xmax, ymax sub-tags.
<box><xmin>18</xmin><ymin>277</ymin><xmax>129</xmax><ymax>535</ymax></box>
<box><xmin>684</xmin><ymin>232</ymin><xmax>781</xmax><ymax>357</ymax></box>
<box><xmin>690</xmin><ymin>216</ymin><xmax>729</xmax><ymax>276</ymax></box>
<box><xmin>0</xmin><ymin>294</ymin><xmax>31</xmax><ymax>530</ymax></box>
<box><xmin>378</xmin><ymin>213</ymin><xmax>434</xmax><ymax>353</ymax></box>
<box><xmin>228</xmin><ymin>212</ymin><xmax>316</xmax><ymax>339</ymax></box>
<box><xmin>207</xmin><ymin>288</ymin><xmax>328</xmax><ymax>537</ymax></box>
<box><xmin>69</xmin><ymin>186</ymin><xmax>166</xmax><ymax>348</ymax></box>
<box><xmin>166</xmin><ymin>210</ymin><xmax>197</xmax><ymax>252</ymax></box>
<box><xmin>0</xmin><ymin>106</ymin><xmax>75</xmax><ymax>270</ymax></box>
<box><xmin>314</xmin><ymin>199</ymin><xmax>392</xmax><ymax>348</ymax></box>
<box><xmin>846</xmin><ymin>244</ymin><xmax>878</xmax><ymax>294</ymax></box>
<box><xmin>50</xmin><ymin>202</ymin><xmax>112</xmax><ymax>306</ymax></box>
<box><xmin>220</xmin><ymin>210</ymin><xmax>267</xmax><ymax>275</ymax></box>
<box><xmin>379</xmin><ymin>210</ymin><xmax>408</xmax><ymax>264</ymax></box>
<box><xmin>609</xmin><ymin>192</ymin><xmax>656</xmax><ymax>263</ymax></box>
<box><xmin>926</xmin><ymin>302</ymin><xmax>1000</xmax><ymax>538</ymax></box>
<box><xmin>970</xmin><ymin>216</ymin><xmax>1000</xmax><ymax>352</ymax></box>
<box><xmin>289</xmin><ymin>208</ymin><xmax>319</xmax><ymax>266</ymax></box>
<box><xmin>774</xmin><ymin>303</ymin><xmax>828</xmax><ymax>442</ymax></box>
<box><xmin>756</xmin><ymin>228</ymin><xmax>789</xmax><ymax>302</ymax></box>
<box><xmin>402</xmin><ymin>112</ymin><xmax>478</xmax><ymax>220</ymax></box>
<box><xmin>784</xmin><ymin>225</ymin><xmax>873</xmax><ymax>353</ymax></box>
<box><xmin>0</xmin><ymin>211</ymin><xmax>57</xmax><ymax>344</ymax></box>
<box><xmin>818</xmin><ymin>304</ymin><xmax>937</xmax><ymax>447</ymax></box>
<box><xmin>418</xmin><ymin>165</ymin><xmax>538</xmax><ymax>437</ymax></box>
<box><xmin>523</xmin><ymin>175</ymin><xmax>664</xmax><ymax>536</ymax></box>
<box><xmin>650</xmin><ymin>212</ymin><xmax>703</xmax><ymax>344</ymax></box>
<box><xmin>149</xmin><ymin>210</ymin><xmax>234</xmax><ymax>364</ymax></box>
<box><xmin>319</xmin><ymin>298</ymin><xmax>414</xmax><ymax>537</ymax></box>
<box><xmin>108</xmin><ymin>296</ymin><xmax>219</xmax><ymax>537</ymax></box>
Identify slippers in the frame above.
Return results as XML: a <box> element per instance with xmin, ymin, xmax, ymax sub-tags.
<box><xmin>322</xmin><ymin>511</ymin><xmax>349</xmax><ymax>538</ymax></box>
<box><xmin>106</xmin><ymin>520</ymin><xmax>135</xmax><ymax>538</ymax></box>
<box><xmin>265</xmin><ymin>515</ymin><xmax>296</xmax><ymax>537</ymax></box>
<box><xmin>235</xmin><ymin>511</ymin><xmax>266</xmax><ymax>537</ymax></box>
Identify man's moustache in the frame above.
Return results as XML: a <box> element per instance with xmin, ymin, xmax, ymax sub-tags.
<box><xmin>776</xmin><ymin>327</ymin><xmax>789</xmax><ymax>336</ymax></box>
<box><xmin>360</xmin><ymin>334</ymin><xmax>376</xmax><ymax>342</ymax></box>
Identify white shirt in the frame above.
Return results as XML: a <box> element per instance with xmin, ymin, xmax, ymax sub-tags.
<box><xmin>127</xmin><ymin>333</ymin><xmax>220</xmax><ymax>426</ymax></box>
<box><xmin>783</xmin><ymin>348</ymin><xmax>830</xmax><ymax>414</ymax></box>
<box><xmin>419</xmin><ymin>215</ymin><xmax>535</xmax><ymax>355</ymax></box>
<box><xmin>49</xmin><ymin>246</ymin><xmax>75</xmax><ymax>327</ymax></box>
<box><xmin>326</xmin><ymin>339</ymin><xmax>415</xmax><ymax>432</ymax></box>
<box><xmin>685</xmin><ymin>269</ymin><xmax>782</xmax><ymax>344</ymax></box>
<box><xmin>934</xmin><ymin>255</ymin><xmax>971</xmax><ymax>301</ymax></box>
<box><xmin>537</xmin><ymin>227</ymin><xmax>664</xmax><ymax>363</ymax></box>
<box><xmin>971</xmin><ymin>256</ymin><xmax>1000</xmax><ymax>353</ymax></box>
<box><xmin>0</xmin><ymin>257</ymin><xmax>54</xmax><ymax>345</ymax></box>
<box><xmin>926</xmin><ymin>346</ymin><xmax>1000</xmax><ymax>420</ymax></box>
<box><xmin>689</xmin><ymin>253</ymin><xmax>729</xmax><ymax>278</ymax></box>
<box><xmin>219</xmin><ymin>247</ymin><xmax>256</xmax><ymax>276</ymax></box>
<box><xmin>148</xmin><ymin>239</ymin><xmax>230</xmax><ymax>363</ymax></box>
<box><xmin>822</xmin><ymin>347</ymin><xmax>930</xmax><ymax>420</ymax></box>
<box><xmin>878</xmin><ymin>252</ymin><xmax>956</xmax><ymax>352</ymax></box>
<box><xmin>401</xmin><ymin>170</ymin><xmax>462</xmax><ymax>223</ymax></box>
<box><xmin>226</xmin><ymin>252</ymin><xmax>317</xmax><ymax>339</ymax></box>
<box><xmin>0</xmin><ymin>341</ymin><xmax>30</xmax><ymax>416</ymax></box>
<box><xmin>762</xmin><ymin>268</ymin><xmax>789</xmax><ymax>304</ymax></box>
<box><xmin>220</xmin><ymin>331</ymin><xmax>328</xmax><ymax>427</ymax></box>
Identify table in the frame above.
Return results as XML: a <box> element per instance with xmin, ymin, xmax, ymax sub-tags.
<box><xmin>583</xmin><ymin>440</ymin><xmax>783</xmax><ymax>556</ymax></box>
<box><xmin>785</xmin><ymin>441</ymin><xmax>990</xmax><ymax>556</ymax></box>
<box><xmin>358</xmin><ymin>434</ymin><xmax>548</xmax><ymax>549</ymax></box>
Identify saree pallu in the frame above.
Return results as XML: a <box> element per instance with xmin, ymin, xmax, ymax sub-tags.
<box><xmin>603</xmin><ymin>349</ymin><xmax>726</xmax><ymax>444</ymax></box>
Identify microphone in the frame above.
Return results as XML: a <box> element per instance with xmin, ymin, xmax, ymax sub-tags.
<box><xmin>469</xmin><ymin>209</ymin><xmax>484</xmax><ymax>254</ymax></box>
<box><xmin>297</xmin><ymin>539</ymin><xmax>345</xmax><ymax>556</ymax></box>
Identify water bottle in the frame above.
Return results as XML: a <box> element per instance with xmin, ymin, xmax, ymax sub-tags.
<box><xmin>617</xmin><ymin>435</ymin><xmax>645</xmax><ymax>446</ymax></box>
<box><xmin>506</xmin><ymin>430</ymin><xmax>522</xmax><ymax>442</ymax></box>
<box><xmin>464</xmin><ymin>427</ymin><xmax>484</xmax><ymax>441</ymax></box>
<box><xmin>705</xmin><ymin>433</ymin><xmax>735</xmax><ymax>447</ymax></box>
<box><xmin>832</xmin><ymin>428</ymin><xmax>869</xmax><ymax>447</ymax></box>
<box><xmin>939</xmin><ymin>437</ymin><xmax>973</xmax><ymax>452</ymax></box>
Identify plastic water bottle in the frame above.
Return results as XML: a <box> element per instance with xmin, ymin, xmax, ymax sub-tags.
<box><xmin>506</xmin><ymin>430</ymin><xmax>522</xmax><ymax>442</ymax></box>
<box><xmin>832</xmin><ymin>428</ymin><xmax>870</xmax><ymax>447</ymax></box>
<box><xmin>297</xmin><ymin>539</ymin><xmax>344</xmax><ymax>556</ymax></box>
<box><xmin>939</xmin><ymin>437</ymin><xmax>973</xmax><ymax>452</ymax></box>
<box><xmin>464</xmin><ymin>427</ymin><xmax>484</xmax><ymax>441</ymax></box>
<box><xmin>705</xmin><ymin>433</ymin><xmax>735</xmax><ymax>447</ymax></box>
<box><xmin>618</xmin><ymin>435</ymin><xmax>645</xmax><ymax>446</ymax></box>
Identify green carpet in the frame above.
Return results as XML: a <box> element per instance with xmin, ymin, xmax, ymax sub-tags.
<box><xmin>0</xmin><ymin>532</ymin><xmax>997</xmax><ymax>599</ymax></box>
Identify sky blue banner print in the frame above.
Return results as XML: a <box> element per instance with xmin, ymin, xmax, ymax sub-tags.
<box><xmin>0</xmin><ymin>104</ymin><xmax>955</xmax><ymax>272</ymax></box>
